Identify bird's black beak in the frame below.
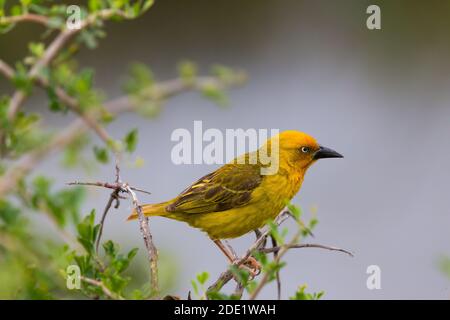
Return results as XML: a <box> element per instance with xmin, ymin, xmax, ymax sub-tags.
<box><xmin>314</xmin><ymin>145</ymin><xmax>343</xmax><ymax>160</ymax></box>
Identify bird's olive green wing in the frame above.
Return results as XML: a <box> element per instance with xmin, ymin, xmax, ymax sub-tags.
<box><xmin>166</xmin><ymin>163</ymin><xmax>263</xmax><ymax>214</ymax></box>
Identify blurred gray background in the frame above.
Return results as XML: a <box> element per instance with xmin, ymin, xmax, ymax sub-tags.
<box><xmin>2</xmin><ymin>0</ymin><xmax>450</xmax><ymax>299</ymax></box>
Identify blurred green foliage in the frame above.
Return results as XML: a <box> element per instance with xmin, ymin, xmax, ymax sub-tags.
<box><xmin>0</xmin><ymin>0</ymin><xmax>246</xmax><ymax>300</ymax></box>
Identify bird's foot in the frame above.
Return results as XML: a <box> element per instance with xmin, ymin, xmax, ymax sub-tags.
<box><xmin>233</xmin><ymin>256</ymin><xmax>261</xmax><ymax>278</ymax></box>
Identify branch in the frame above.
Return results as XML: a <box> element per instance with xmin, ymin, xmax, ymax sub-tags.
<box><xmin>7</xmin><ymin>29</ymin><xmax>78</xmax><ymax>119</ymax></box>
<box><xmin>207</xmin><ymin>211</ymin><xmax>290</xmax><ymax>295</ymax></box>
<box><xmin>270</xmin><ymin>235</ymin><xmax>282</xmax><ymax>300</ymax></box>
<box><xmin>80</xmin><ymin>276</ymin><xmax>125</xmax><ymax>300</ymax></box>
<box><xmin>104</xmin><ymin>73</ymin><xmax>247</xmax><ymax>114</ymax></box>
<box><xmin>124</xmin><ymin>184</ymin><xmax>159</xmax><ymax>294</ymax></box>
<box><xmin>67</xmin><ymin>162</ymin><xmax>160</xmax><ymax>296</ymax></box>
<box><xmin>0</xmin><ymin>59</ymin><xmax>14</xmax><ymax>79</ymax></box>
<box><xmin>66</xmin><ymin>181</ymin><xmax>152</xmax><ymax>196</ymax></box>
<box><xmin>0</xmin><ymin>13</ymin><xmax>50</xmax><ymax>26</ymax></box>
<box><xmin>0</xmin><ymin>59</ymin><xmax>113</xmax><ymax>146</ymax></box>
<box><xmin>0</xmin><ymin>73</ymin><xmax>245</xmax><ymax>197</ymax></box>
<box><xmin>248</xmin><ymin>221</ymin><xmax>353</xmax><ymax>300</ymax></box>
<box><xmin>95</xmin><ymin>188</ymin><xmax>120</xmax><ymax>253</ymax></box>
<box><xmin>5</xmin><ymin>8</ymin><xmax>134</xmax><ymax>120</ymax></box>
<box><xmin>207</xmin><ymin>209</ymin><xmax>353</xmax><ymax>300</ymax></box>
<box><xmin>259</xmin><ymin>243</ymin><xmax>354</xmax><ymax>257</ymax></box>
<box><xmin>95</xmin><ymin>161</ymin><xmax>122</xmax><ymax>253</ymax></box>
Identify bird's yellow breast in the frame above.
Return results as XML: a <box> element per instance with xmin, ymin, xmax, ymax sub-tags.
<box><xmin>184</xmin><ymin>169</ymin><xmax>304</xmax><ymax>239</ymax></box>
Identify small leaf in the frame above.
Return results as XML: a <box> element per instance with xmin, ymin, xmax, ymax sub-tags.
<box><xmin>191</xmin><ymin>280</ymin><xmax>199</xmax><ymax>296</ymax></box>
<box><xmin>28</xmin><ymin>42</ymin><xmax>45</xmax><ymax>58</ymax></box>
<box><xmin>123</xmin><ymin>63</ymin><xmax>154</xmax><ymax>95</ymax></box>
<box><xmin>178</xmin><ymin>60</ymin><xmax>197</xmax><ymax>83</ymax></box>
<box><xmin>196</xmin><ymin>271</ymin><xmax>209</xmax><ymax>285</ymax></box>
<box><xmin>93</xmin><ymin>145</ymin><xmax>109</xmax><ymax>163</ymax></box>
<box><xmin>201</xmin><ymin>83</ymin><xmax>228</xmax><ymax>107</ymax></box>
<box><xmin>123</xmin><ymin>128</ymin><xmax>138</xmax><ymax>153</ymax></box>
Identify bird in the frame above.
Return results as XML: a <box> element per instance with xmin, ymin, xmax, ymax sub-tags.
<box><xmin>128</xmin><ymin>130</ymin><xmax>343</xmax><ymax>270</ymax></box>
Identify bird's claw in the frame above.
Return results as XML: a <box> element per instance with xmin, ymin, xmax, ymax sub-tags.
<box><xmin>233</xmin><ymin>256</ymin><xmax>261</xmax><ymax>278</ymax></box>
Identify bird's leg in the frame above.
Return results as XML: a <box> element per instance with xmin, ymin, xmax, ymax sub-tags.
<box><xmin>213</xmin><ymin>239</ymin><xmax>236</xmax><ymax>262</ymax></box>
<box><xmin>212</xmin><ymin>239</ymin><xmax>261</xmax><ymax>277</ymax></box>
<box><xmin>254</xmin><ymin>229</ymin><xmax>267</xmax><ymax>249</ymax></box>
<box><xmin>224</xmin><ymin>240</ymin><xmax>238</xmax><ymax>260</ymax></box>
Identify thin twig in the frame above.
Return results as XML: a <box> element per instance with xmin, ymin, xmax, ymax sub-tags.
<box><xmin>80</xmin><ymin>276</ymin><xmax>124</xmax><ymax>300</ymax></box>
<box><xmin>95</xmin><ymin>189</ymin><xmax>120</xmax><ymax>253</ymax></box>
<box><xmin>233</xmin><ymin>282</ymin><xmax>245</xmax><ymax>299</ymax></box>
<box><xmin>258</xmin><ymin>243</ymin><xmax>354</xmax><ymax>257</ymax></box>
<box><xmin>0</xmin><ymin>60</ymin><xmax>14</xmax><ymax>79</ymax></box>
<box><xmin>66</xmin><ymin>181</ymin><xmax>152</xmax><ymax>195</ymax></box>
<box><xmin>270</xmin><ymin>235</ymin><xmax>282</xmax><ymax>300</ymax></box>
<box><xmin>95</xmin><ymin>162</ymin><xmax>122</xmax><ymax>252</ymax></box>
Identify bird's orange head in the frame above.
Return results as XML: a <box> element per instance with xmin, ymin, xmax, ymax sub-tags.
<box><xmin>271</xmin><ymin>130</ymin><xmax>343</xmax><ymax>171</ymax></box>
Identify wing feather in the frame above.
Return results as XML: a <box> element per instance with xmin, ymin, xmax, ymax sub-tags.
<box><xmin>166</xmin><ymin>163</ymin><xmax>262</xmax><ymax>214</ymax></box>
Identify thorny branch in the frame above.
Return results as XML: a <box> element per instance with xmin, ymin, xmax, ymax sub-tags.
<box><xmin>67</xmin><ymin>161</ymin><xmax>160</xmax><ymax>295</ymax></box>
<box><xmin>207</xmin><ymin>209</ymin><xmax>353</xmax><ymax>300</ymax></box>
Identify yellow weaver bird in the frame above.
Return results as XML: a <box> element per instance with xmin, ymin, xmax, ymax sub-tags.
<box><xmin>128</xmin><ymin>131</ymin><xmax>342</xmax><ymax>268</ymax></box>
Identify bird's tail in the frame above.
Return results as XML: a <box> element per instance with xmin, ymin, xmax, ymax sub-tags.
<box><xmin>126</xmin><ymin>201</ymin><xmax>170</xmax><ymax>221</ymax></box>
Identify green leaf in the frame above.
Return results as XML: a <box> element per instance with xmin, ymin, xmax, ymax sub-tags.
<box><xmin>28</xmin><ymin>42</ymin><xmax>44</xmax><ymax>58</ymax></box>
<box><xmin>0</xmin><ymin>199</ymin><xmax>21</xmax><ymax>226</ymax></box>
<box><xmin>201</xmin><ymin>83</ymin><xmax>228</xmax><ymax>107</ymax></box>
<box><xmin>268</xmin><ymin>221</ymin><xmax>284</xmax><ymax>245</ymax></box>
<box><xmin>103</xmin><ymin>240</ymin><xmax>118</xmax><ymax>258</ymax></box>
<box><xmin>206</xmin><ymin>291</ymin><xmax>232</xmax><ymax>300</ymax></box>
<box><xmin>229</xmin><ymin>265</ymin><xmax>250</xmax><ymax>286</ymax></box>
<box><xmin>178</xmin><ymin>60</ymin><xmax>197</xmax><ymax>83</ymax></box>
<box><xmin>191</xmin><ymin>280</ymin><xmax>199</xmax><ymax>296</ymax></box>
<box><xmin>76</xmin><ymin>210</ymin><xmax>98</xmax><ymax>254</ymax></box>
<box><xmin>62</xmin><ymin>133</ymin><xmax>89</xmax><ymax>168</ymax></box>
<box><xmin>88</xmin><ymin>0</ymin><xmax>102</xmax><ymax>12</ymax></box>
<box><xmin>123</xmin><ymin>128</ymin><xmax>138</xmax><ymax>153</ymax></box>
<box><xmin>93</xmin><ymin>145</ymin><xmax>109</xmax><ymax>163</ymax></box>
<box><xmin>439</xmin><ymin>257</ymin><xmax>450</xmax><ymax>279</ymax></box>
<box><xmin>47</xmin><ymin>16</ymin><xmax>64</xmax><ymax>29</ymax></box>
<box><xmin>127</xmin><ymin>248</ymin><xmax>139</xmax><ymax>261</ymax></box>
<box><xmin>123</xmin><ymin>63</ymin><xmax>154</xmax><ymax>95</ymax></box>
<box><xmin>79</xmin><ymin>29</ymin><xmax>98</xmax><ymax>49</ymax></box>
<box><xmin>196</xmin><ymin>271</ymin><xmax>209</xmax><ymax>285</ymax></box>
<box><xmin>12</xmin><ymin>63</ymin><xmax>33</xmax><ymax>94</ymax></box>
<box><xmin>290</xmin><ymin>284</ymin><xmax>325</xmax><ymax>300</ymax></box>
<box><xmin>286</xmin><ymin>202</ymin><xmax>302</xmax><ymax>220</ymax></box>
<box><xmin>136</xmin><ymin>101</ymin><xmax>161</xmax><ymax>118</ymax></box>
<box><xmin>47</xmin><ymin>86</ymin><xmax>66</xmax><ymax>112</ymax></box>
<box><xmin>211</xmin><ymin>65</ymin><xmax>235</xmax><ymax>83</ymax></box>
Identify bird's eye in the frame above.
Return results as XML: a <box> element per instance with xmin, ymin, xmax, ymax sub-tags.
<box><xmin>301</xmin><ymin>146</ymin><xmax>310</xmax><ymax>153</ymax></box>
